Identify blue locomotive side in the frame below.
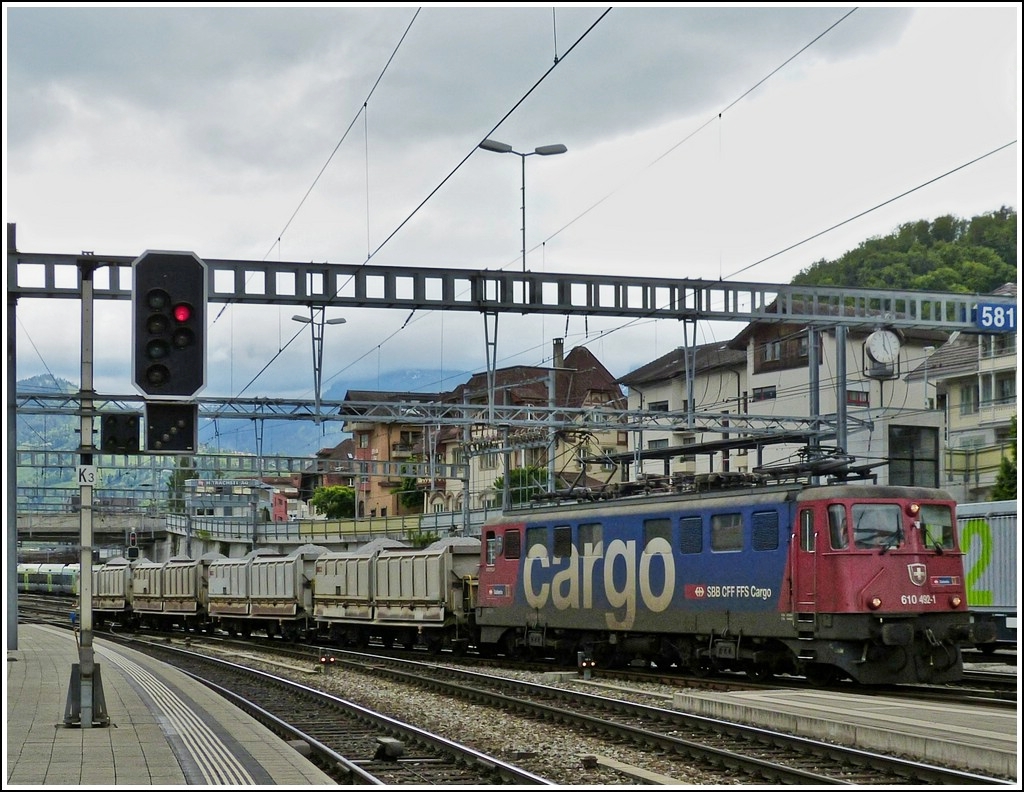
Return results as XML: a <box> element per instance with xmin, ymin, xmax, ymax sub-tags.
<box><xmin>482</xmin><ymin>493</ymin><xmax>792</xmax><ymax>630</ymax></box>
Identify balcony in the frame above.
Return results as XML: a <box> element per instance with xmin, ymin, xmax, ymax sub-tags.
<box><xmin>391</xmin><ymin>442</ymin><xmax>416</xmax><ymax>458</ymax></box>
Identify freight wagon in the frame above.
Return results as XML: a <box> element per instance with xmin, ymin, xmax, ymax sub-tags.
<box><xmin>958</xmin><ymin>500</ymin><xmax>1017</xmax><ymax>649</ymax></box>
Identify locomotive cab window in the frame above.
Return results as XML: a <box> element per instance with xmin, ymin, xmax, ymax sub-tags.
<box><xmin>711</xmin><ymin>512</ymin><xmax>743</xmax><ymax>552</ymax></box>
<box><xmin>919</xmin><ymin>504</ymin><xmax>954</xmax><ymax>550</ymax></box>
<box><xmin>484</xmin><ymin>531</ymin><xmax>502</xmax><ymax>565</ymax></box>
<box><xmin>504</xmin><ymin>528</ymin><xmax>521</xmax><ymax>559</ymax></box>
<box><xmin>799</xmin><ymin>508</ymin><xmax>814</xmax><ymax>552</ymax></box>
<box><xmin>828</xmin><ymin>504</ymin><xmax>849</xmax><ymax>549</ymax></box>
<box><xmin>852</xmin><ymin>504</ymin><xmax>902</xmax><ymax>550</ymax></box>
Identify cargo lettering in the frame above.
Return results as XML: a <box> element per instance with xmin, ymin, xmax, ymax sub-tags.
<box><xmin>523</xmin><ymin>537</ymin><xmax>674</xmax><ymax>630</ymax></box>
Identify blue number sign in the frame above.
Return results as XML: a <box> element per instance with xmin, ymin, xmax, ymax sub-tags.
<box><xmin>974</xmin><ymin>303</ymin><xmax>1016</xmax><ymax>333</ymax></box>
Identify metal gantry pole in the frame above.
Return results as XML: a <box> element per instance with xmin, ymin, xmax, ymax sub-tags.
<box><xmin>7</xmin><ymin>226</ymin><xmax>19</xmax><ymax>650</ymax></box>
<box><xmin>64</xmin><ymin>259</ymin><xmax>108</xmax><ymax>728</ymax></box>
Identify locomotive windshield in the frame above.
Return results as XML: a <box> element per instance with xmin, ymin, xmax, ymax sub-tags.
<box><xmin>851</xmin><ymin>504</ymin><xmax>903</xmax><ymax>550</ymax></box>
<box><xmin>918</xmin><ymin>504</ymin><xmax>955</xmax><ymax>551</ymax></box>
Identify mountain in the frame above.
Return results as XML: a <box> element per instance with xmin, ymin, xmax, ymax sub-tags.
<box><xmin>15</xmin><ymin>370</ymin><xmax>452</xmax><ymax>459</ymax></box>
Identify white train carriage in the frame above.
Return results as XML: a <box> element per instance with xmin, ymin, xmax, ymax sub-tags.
<box><xmin>209</xmin><ymin>546</ymin><xmax>325</xmax><ymax>640</ymax></box>
<box><xmin>312</xmin><ymin>537</ymin><xmax>480</xmax><ymax>652</ymax></box>
<box><xmin>208</xmin><ymin>556</ymin><xmax>255</xmax><ymax>636</ymax></box>
<box><xmin>372</xmin><ymin>537</ymin><xmax>481</xmax><ymax>652</ymax></box>
<box><xmin>313</xmin><ymin>538</ymin><xmax>405</xmax><ymax>645</ymax></box>
<box><xmin>130</xmin><ymin>559</ymin><xmax>166</xmax><ymax>625</ymax></box>
<box><xmin>92</xmin><ymin>557</ymin><xmax>135</xmax><ymax>626</ymax></box>
<box><xmin>248</xmin><ymin>545</ymin><xmax>326</xmax><ymax>640</ymax></box>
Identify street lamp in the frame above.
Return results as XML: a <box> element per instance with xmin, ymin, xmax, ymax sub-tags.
<box><xmin>922</xmin><ymin>345</ymin><xmax>936</xmax><ymax>409</ymax></box>
<box><xmin>292</xmin><ymin>308</ymin><xmax>346</xmax><ymax>427</ymax></box>
<box><xmin>478</xmin><ymin>138</ymin><xmax>567</xmax><ymax>272</ymax></box>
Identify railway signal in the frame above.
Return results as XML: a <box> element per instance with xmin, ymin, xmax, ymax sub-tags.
<box><xmin>100</xmin><ymin>413</ymin><xmax>141</xmax><ymax>454</ymax></box>
<box><xmin>145</xmin><ymin>401</ymin><xmax>198</xmax><ymax>453</ymax></box>
<box><xmin>131</xmin><ymin>251</ymin><xmax>207</xmax><ymax>399</ymax></box>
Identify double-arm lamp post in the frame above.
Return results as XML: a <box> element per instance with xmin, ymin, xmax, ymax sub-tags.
<box><xmin>292</xmin><ymin>308</ymin><xmax>346</xmax><ymax>427</ymax></box>
<box><xmin>478</xmin><ymin>138</ymin><xmax>567</xmax><ymax>272</ymax></box>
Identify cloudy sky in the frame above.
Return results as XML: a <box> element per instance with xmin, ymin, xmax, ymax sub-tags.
<box><xmin>5</xmin><ymin>4</ymin><xmax>1020</xmax><ymax>450</ymax></box>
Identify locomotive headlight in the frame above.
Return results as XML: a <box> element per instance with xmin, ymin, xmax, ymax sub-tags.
<box><xmin>905</xmin><ymin>502</ymin><xmax>921</xmax><ymax>517</ymax></box>
<box><xmin>867</xmin><ymin>596</ymin><xmax>882</xmax><ymax>610</ymax></box>
<box><xmin>950</xmin><ymin>596</ymin><xmax>962</xmax><ymax>608</ymax></box>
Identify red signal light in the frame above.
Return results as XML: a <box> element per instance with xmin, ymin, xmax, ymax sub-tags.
<box><xmin>173</xmin><ymin>303</ymin><xmax>193</xmax><ymax>322</ymax></box>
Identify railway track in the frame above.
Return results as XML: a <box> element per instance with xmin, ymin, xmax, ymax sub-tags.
<box><xmin>18</xmin><ymin>602</ymin><xmax>1016</xmax><ymax>784</ymax></box>
<box><xmin>101</xmin><ymin>634</ymin><xmax>554</xmax><ymax>786</ymax></box>
<box><xmin>136</xmin><ymin>634</ymin><xmax>1014</xmax><ymax>785</ymax></box>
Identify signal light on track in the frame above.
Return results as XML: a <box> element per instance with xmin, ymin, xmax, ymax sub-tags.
<box><xmin>131</xmin><ymin>251</ymin><xmax>207</xmax><ymax>399</ymax></box>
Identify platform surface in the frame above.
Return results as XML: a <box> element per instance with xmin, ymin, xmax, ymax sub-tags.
<box><xmin>6</xmin><ymin>623</ymin><xmax>335</xmax><ymax>786</ymax></box>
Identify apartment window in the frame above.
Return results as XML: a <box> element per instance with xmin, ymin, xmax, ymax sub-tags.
<box><xmin>648</xmin><ymin>400</ymin><xmax>669</xmax><ymax>412</ymax></box>
<box><xmin>984</xmin><ymin>334</ymin><xmax>1016</xmax><ymax>356</ymax></box>
<box><xmin>959</xmin><ymin>383</ymin><xmax>979</xmax><ymax>415</ymax></box>
<box><xmin>847</xmin><ymin>389</ymin><xmax>869</xmax><ymax>407</ymax></box>
<box><xmin>679</xmin><ymin>433</ymin><xmax>696</xmax><ymax>463</ymax></box>
<box><xmin>601</xmin><ymin>448</ymin><xmax>616</xmax><ymax>471</ymax></box>
<box><xmin>888</xmin><ymin>425</ymin><xmax>939</xmax><ymax>488</ymax></box>
<box><xmin>995</xmin><ymin>373</ymin><xmax>1016</xmax><ymax>405</ymax></box>
<box><xmin>358</xmin><ymin>433</ymin><xmax>369</xmax><ymax>449</ymax></box>
<box><xmin>480</xmin><ymin>452</ymin><xmax>498</xmax><ymax>470</ymax></box>
<box><xmin>752</xmin><ymin>386</ymin><xmax>777</xmax><ymax>402</ymax></box>
<box><xmin>648</xmin><ymin>438</ymin><xmax>669</xmax><ymax>450</ymax></box>
<box><xmin>763</xmin><ymin>341</ymin><xmax>781</xmax><ymax>362</ymax></box>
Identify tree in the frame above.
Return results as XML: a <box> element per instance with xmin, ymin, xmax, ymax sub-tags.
<box><xmin>791</xmin><ymin>208</ymin><xmax>1017</xmax><ymax>293</ymax></box>
<box><xmin>391</xmin><ymin>476</ymin><xmax>423</xmax><ymax>514</ymax></box>
<box><xmin>990</xmin><ymin>415</ymin><xmax>1017</xmax><ymax>501</ymax></box>
<box><xmin>493</xmin><ymin>466</ymin><xmax>547</xmax><ymax>506</ymax></box>
<box><xmin>167</xmin><ymin>458</ymin><xmax>197</xmax><ymax>513</ymax></box>
<box><xmin>310</xmin><ymin>485</ymin><xmax>355</xmax><ymax>519</ymax></box>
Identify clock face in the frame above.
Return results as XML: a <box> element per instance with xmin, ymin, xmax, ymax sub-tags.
<box><xmin>866</xmin><ymin>330</ymin><xmax>901</xmax><ymax>364</ymax></box>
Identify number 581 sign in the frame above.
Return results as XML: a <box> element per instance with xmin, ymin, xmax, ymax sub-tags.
<box><xmin>974</xmin><ymin>303</ymin><xmax>1016</xmax><ymax>333</ymax></box>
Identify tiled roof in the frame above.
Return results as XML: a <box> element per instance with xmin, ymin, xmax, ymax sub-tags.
<box><xmin>905</xmin><ymin>335</ymin><xmax>979</xmax><ymax>380</ymax></box>
<box><xmin>617</xmin><ymin>343</ymin><xmax>746</xmax><ymax>386</ymax></box>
